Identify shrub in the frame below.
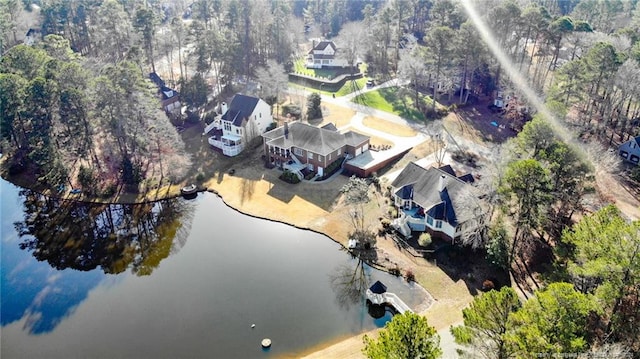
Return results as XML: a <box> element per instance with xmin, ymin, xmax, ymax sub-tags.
<box><xmin>318</xmin><ymin>157</ymin><xmax>343</xmax><ymax>180</ymax></box>
<box><xmin>279</xmin><ymin>169</ymin><xmax>301</xmax><ymax>184</ymax></box>
<box><xmin>282</xmin><ymin>104</ymin><xmax>302</xmax><ymax>119</ymax></box>
<box><xmin>77</xmin><ymin>165</ymin><xmax>95</xmax><ymax>189</ymax></box>
<box><xmin>405</xmin><ymin>269</ymin><xmax>416</xmax><ymax>282</ymax></box>
<box><xmin>195</xmin><ymin>172</ymin><xmax>205</xmax><ymax>182</ymax></box>
<box><xmin>121</xmin><ymin>156</ymin><xmax>141</xmax><ymax>185</ymax></box>
<box><xmin>350</xmin><ymin>229</ymin><xmax>377</xmax><ymax>249</ymax></box>
<box><xmin>265</xmin><ymin>122</ymin><xmax>277</xmax><ymax>131</ymax></box>
<box><xmin>389</xmin><ymin>267</ymin><xmax>401</xmax><ymax>276</ymax></box>
<box><xmin>307</xmin><ymin>92</ymin><xmax>322</xmax><ymax>120</ymax></box>
<box><xmin>101</xmin><ymin>184</ymin><xmax>117</xmax><ymax>198</ymax></box>
<box><xmin>482</xmin><ymin>280</ymin><xmax>495</xmax><ymax>291</ymax></box>
<box><xmin>418</xmin><ymin>232</ymin><xmax>432</xmax><ymax>247</ymax></box>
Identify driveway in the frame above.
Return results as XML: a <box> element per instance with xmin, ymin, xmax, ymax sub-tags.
<box><xmin>285</xmin><ymin>79</ymin><xmax>428</xmax><ymax>155</ymax></box>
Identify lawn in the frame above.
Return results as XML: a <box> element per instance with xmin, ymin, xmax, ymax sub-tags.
<box><xmin>289</xmin><ymin>77</ymin><xmax>368</xmax><ymax>97</ymax></box>
<box><xmin>293</xmin><ymin>58</ymin><xmax>350</xmax><ymax>80</ymax></box>
<box><xmin>334</xmin><ymin>77</ymin><xmax>367</xmax><ymax>97</ymax></box>
<box><xmin>352</xmin><ymin>87</ymin><xmax>433</xmax><ymax>123</ymax></box>
<box><xmin>362</xmin><ymin>116</ymin><xmax>417</xmax><ymax>137</ymax></box>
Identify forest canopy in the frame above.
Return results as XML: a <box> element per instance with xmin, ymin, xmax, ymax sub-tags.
<box><xmin>0</xmin><ymin>35</ymin><xmax>190</xmax><ymax>195</ymax></box>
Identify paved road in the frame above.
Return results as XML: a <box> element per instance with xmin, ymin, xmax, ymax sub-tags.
<box><xmin>439</xmin><ymin>324</ymin><xmax>464</xmax><ymax>359</ymax></box>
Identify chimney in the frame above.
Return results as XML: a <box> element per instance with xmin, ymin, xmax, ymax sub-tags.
<box><xmin>438</xmin><ymin>175</ymin><xmax>447</xmax><ymax>192</ymax></box>
<box><xmin>221</xmin><ymin>102</ymin><xmax>228</xmax><ymax>115</ymax></box>
<box><xmin>284</xmin><ymin>122</ymin><xmax>289</xmax><ymax>139</ymax></box>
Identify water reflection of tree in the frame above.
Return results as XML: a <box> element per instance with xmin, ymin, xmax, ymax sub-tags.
<box><xmin>15</xmin><ymin>190</ymin><xmax>195</xmax><ymax>275</ymax></box>
<box><xmin>329</xmin><ymin>258</ymin><xmax>370</xmax><ymax>310</ymax></box>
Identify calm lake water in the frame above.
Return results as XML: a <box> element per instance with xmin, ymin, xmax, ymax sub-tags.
<box><xmin>1</xmin><ymin>178</ymin><xmax>427</xmax><ymax>358</ymax></box>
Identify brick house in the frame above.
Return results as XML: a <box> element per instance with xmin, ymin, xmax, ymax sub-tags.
<box><xmin>262</xmin><ymin>121</ymin><xmax>369</xmax><ymax>178</ymax></box>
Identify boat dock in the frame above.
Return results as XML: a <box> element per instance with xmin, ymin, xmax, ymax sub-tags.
<box><xmin>365</xmin><ymin>281</ymin><xmax>413</xmax><ymax>314</ymax></box>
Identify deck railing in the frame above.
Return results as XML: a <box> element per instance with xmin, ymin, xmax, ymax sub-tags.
<box><xmin>366</xmin><ymin>289</ymin><xmax>413</xmax><ymax>314</ymax></box>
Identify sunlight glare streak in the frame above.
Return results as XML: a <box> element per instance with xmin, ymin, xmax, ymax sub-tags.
<box><xmin>460</xmin><ymin>0</ymin><xmax>569</xmax><ymax>140</ymax></box>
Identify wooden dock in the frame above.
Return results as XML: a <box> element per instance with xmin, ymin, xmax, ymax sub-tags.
<box><xmin>365</xmin><ymin>289</ymin><xmax>413</xmax><ymax>314</ymax></box>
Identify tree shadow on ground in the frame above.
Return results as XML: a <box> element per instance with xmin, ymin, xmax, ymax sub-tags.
<box><xmin>377</xmin><ymin>87</ymin><xmax>427</xmax><ymax>123</ymax></box>
<box><xmin>406</xmin><ymin>236</ymin><xmax>511</xmax><ymax>296</ymax></box>
<box><xmin>512</xmin><ymin>238</ymin><xmax>555</xmax><ymax>298</ymax></box>
<box><xmin>448</xmin><ymin>97</ymin><xmax>518</xmax><ymax>144</ymax></box>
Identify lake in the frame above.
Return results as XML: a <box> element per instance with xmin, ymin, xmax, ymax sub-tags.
<box><xmin>0</xmin><ymin>178</ymin><xmax>428</xmax><ymax>358</ymax></box>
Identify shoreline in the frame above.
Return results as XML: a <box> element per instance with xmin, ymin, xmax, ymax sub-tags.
<box><xmin>1</xmin><ymin>157</ymin><xmax>469</xmax><ymax>358</ymax></box>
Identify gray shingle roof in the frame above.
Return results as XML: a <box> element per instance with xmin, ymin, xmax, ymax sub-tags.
<box><xmin>391</xmin><ymin>162</ymin><xmax>480</xmax><ymax>225</ymax></box>
<box><xmin>343</xmin><ymin>131</ymin><xmax>369</xmax><ymax>147</ymax></box>
<box><xmin>321</xmin><ymin>123</ymin><xmax>338</xmax><ymax>131</ymax></box>
<box><xmin>263</xmin><ymin>122</ymin><xmax>368</xmax><ymax>156</ymax></box>
<box><xmin>308</xmin><ymin>40</ymin><xmax>337</xmax><ymax>54</ymax></box>
<box><xmin>222</xmin><ymin>94</ymin><xmax>260</xmax><ymax>127</ymax></box>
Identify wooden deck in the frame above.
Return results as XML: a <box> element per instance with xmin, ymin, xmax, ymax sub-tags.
<box><xmin>365</xmin><ymin>289</ymin><xmax>413</xmax><ymax>314</ymax></box>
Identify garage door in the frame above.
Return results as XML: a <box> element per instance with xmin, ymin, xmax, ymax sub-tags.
<box><xmin>356</xmin><ymin>148</ymin><xmax>362</xmax><ymax>156</ymax></box>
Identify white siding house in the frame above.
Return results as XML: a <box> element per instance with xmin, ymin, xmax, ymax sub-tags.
<box><xmin>618</xmin><ymin>136</ymin><xmax>640</xmax><ymax>165</ymax></box>
<box><xmin>206</xmin><ymin>94</ymin><xmax>273</xmax><ymax>156</ymax></box>
<box><xmin>306</xmin><ymin>40</ymin><xmax>349</xmax><ymax>69</ymax></box>
<box><xmin>390</xmin><ymin>162</ymin><xmax>481</xmax><ymax>242</ymax></box>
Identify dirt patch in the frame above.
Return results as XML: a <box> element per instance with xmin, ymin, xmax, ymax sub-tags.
<box><xmin>444</xmin><ymin>99</ymin><xmax>517</xmax><ymax>145</ymax></box>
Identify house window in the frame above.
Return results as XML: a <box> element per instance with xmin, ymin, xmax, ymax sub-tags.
<box><xmin>236</xmin><ymin>129</ymin><xmax>241</xmax><ymax>134</ymax></box>
<box><xmin>328</xmin><ymin>153</ymin><xmax>332</xmax><ymax>161</ymax></box>
<box><xmin>260</xmin><ymin>113</ymin><xmax>262</xmax><ymax>118</ymax></box>
<box><xmin>294</xmin><ymin>148</ymin><xmax>303</xmax><ymax>156</ymax></box>
<box><xmin>308</xmin><ymin>152</ymin><xmax>314</xmax><ymax>159</ymax></box>
<box><xmin>621</xmin><ymin>151</ymin><xmax>629</xmax><ymax>158</ymax></box>
<box><xmin>435</xmin><ymin>220</ymin><xmax>442</xmax><ymax>229</ymax></box>
<box><xmin>426</xmin><ymin>216</ymin><xmax>434</xmax><ymax>226</ymax></box>
<box><xmin>319</xmin><ymin>155</ymin><xmax>324</xmax><ymax>162</ymax></box>
<box><xmin>632</xmin><ymin>155</ymin><xmax>639</xmax><ymax>163</ymax></box>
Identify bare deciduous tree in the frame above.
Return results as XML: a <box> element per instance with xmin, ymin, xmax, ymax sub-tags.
<box><xmin>452</xmin><ymin>185</ymin><xmax>487</xmax><ymax>249</ymax></box>
<box><xmin>341</xmin><ymin>175</ymin><xmax>376</xmax><ymax>249</ymax></box>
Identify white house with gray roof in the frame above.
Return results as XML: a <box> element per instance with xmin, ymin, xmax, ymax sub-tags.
<box><xmin>262</xmin><ymin>121</ymin><xmax>369</xmax><ymax>178</ymax></box>
<box><xmin>618</xmin><ymin>136</ymin><xmax>640</xmax><ymax>165</ymax></box>
<box><xmin>206</xmin><ymin>94</ymin><xmax>273</xmax><ymax>156</ymax></box>
<box><xmin>391</xmin><ymin>162</ymin><xmax>482</xmax><ymax>242</ymax></box>
<box><xmin>306</xmin><ymin>40</ymin><xmax>349</xmax><ymax>69</ymax></box>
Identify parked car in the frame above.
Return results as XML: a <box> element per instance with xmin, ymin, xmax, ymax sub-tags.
<box><xmin>366</xmin><ymin>79</ymin><xmax>375</xmax><ymax>87</ymax></box>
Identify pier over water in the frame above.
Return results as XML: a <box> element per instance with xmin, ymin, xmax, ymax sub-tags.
<box><xmin>365</xmin><ymin>281</ymin><xmax>413</xmax><ymax>314</ymax></box>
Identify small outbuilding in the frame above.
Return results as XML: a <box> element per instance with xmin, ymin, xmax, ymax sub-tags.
<box><xmin>369</xmin><ymin>281</ymin><xmax>387</xmax><ymax>295</ymax></box>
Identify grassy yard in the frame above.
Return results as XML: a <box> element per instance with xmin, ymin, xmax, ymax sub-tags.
<box><xmin>353</xmin><ymin>87</ymin><xmax>436</xmax><ymax>123</ymax></box>
<box><xmin>293</xmin><ymin>58</ymin><xmax>350</xmax><ymax>80</ymax></box>
<box><xmin>362</xmin><ymin>116</ymin><xmax>417</xmax><ymax>137</ymax></box>
<box><xmin>289</xmin><ymin>77</ymin><xmax>368</xmax><ymax>97</ymax></box>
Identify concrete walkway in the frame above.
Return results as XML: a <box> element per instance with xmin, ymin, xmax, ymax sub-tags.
<box><xmin>301</xmin><ymin>323</ymin><xmax>463</xmax><ymax>359</ymax></box>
